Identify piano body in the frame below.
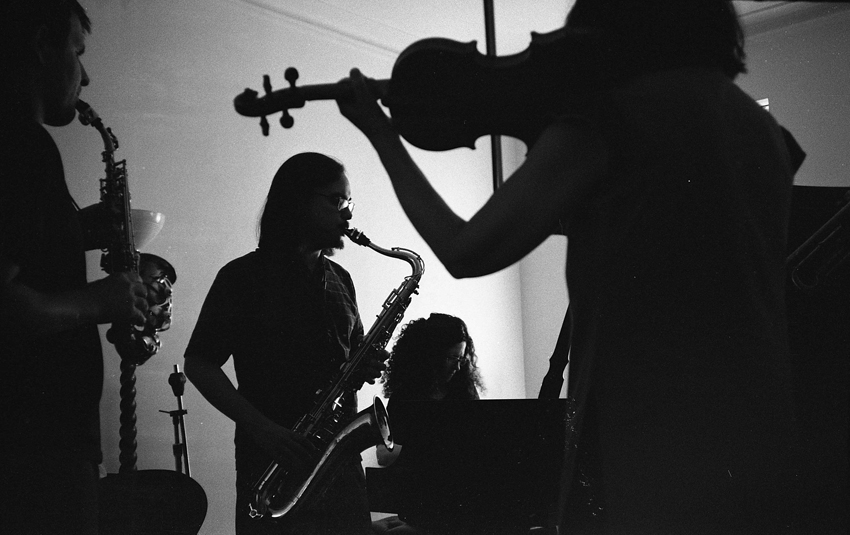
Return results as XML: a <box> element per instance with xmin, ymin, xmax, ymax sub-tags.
<box><xmin>367</xmin><ymin>399</ymin><xmax>574</xmax><ymax>534</ymax></box>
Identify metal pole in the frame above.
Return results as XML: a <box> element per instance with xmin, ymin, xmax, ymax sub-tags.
<box><xmin>484</xmin><ymin>0</ymin><xmax>504</xmax><ymax>191</ymax></box>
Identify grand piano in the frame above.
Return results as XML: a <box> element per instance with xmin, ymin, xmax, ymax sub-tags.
<box><xmin>366</xmin><ymin>399</ymin><xmax>576</xmax><ymax>535</ymax></box>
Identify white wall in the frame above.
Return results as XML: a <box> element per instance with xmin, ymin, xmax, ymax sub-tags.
<box><xmin>735</xmin><ymin>6</ymin><xmax>850</xmax><ymax>189</ymax></box>
<box><xmin>49</xmin><ymin>1</ymin><xmax>556</xmax><ymax>533</ymax></box>
<box><xmin>46</xmin><ymin>2</ymin><xmax>849</xmax><ymax>533</ymax></box>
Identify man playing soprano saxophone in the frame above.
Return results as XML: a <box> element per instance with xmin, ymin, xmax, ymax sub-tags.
<box><xmin>0</xmin><ymin>2</ymin><xmax>150</xmax><ymax>534</ymax></box>
<box><xmin>184</xmin><ymin>152</ymin><xmax>385</xmax><ymax>535</ymax></box>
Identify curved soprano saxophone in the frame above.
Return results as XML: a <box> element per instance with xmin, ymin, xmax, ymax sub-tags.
<box><xmin>249</xmin><ymin>228</ymin><xmax>425</xmax><ymax>519</ymax></box>
<box><xmin>75</xmin><ymin>100</ymin><xmax>174</xmax><ymax>365</ymax></box>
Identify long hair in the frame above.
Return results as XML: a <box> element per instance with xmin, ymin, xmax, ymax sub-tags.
<box><xmin>383</xmin><ymin>313</ymin><xmax>484</xmax><ymax>399</ymax></box>
<box><xmin>566</xmin><ymin>0</ymin><xmax>746</xmax><ymax>80</ymax></box>
<box><xmin>257</xmin><ymin>152</ymin><xmax>345</xmax><ymax>255</ymax></box>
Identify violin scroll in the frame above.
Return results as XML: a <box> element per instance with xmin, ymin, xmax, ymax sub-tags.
<box><xmin>234</xmin><ymin>69</ymin><xmax>388</xmax><ymax>136</ymax></box>
<box><xmin>235</xmin><ymin>67</ymin><xmax>304</xmax><ymax>135</ymax></box>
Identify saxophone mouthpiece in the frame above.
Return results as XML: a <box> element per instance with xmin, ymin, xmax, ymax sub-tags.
<box><xmin>76</xmin><ymin>99</ymin><xmax>95</xmax><ymax>126</ymax></box>
<box><xmin>345</xmin><ymin>228</ymin><xmax>371</xmax><ymax>247</ymax></box>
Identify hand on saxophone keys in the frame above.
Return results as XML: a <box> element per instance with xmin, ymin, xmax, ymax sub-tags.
<box><xmin>249</xmin><ymin>421</ymin><xmax>317</xmax><ymax>472</ymax></box>
<box><xmin>351</xmin><ymin>348</ymin><xmax>388</xmax><ymax>387</ymax></box>
<box><xmin>88</xmin><ymin>271</ymin><xmax>149</xmax><ymax>326</ymax></box>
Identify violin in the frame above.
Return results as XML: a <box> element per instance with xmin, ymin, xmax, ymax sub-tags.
<box><xmin>233</xmin><ymin>27</ymin><xmax>601</xmax><ymax>152</ymax></box>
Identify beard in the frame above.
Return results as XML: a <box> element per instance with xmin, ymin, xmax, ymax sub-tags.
<box><xmin>302</xmin><ymin>225</ymin><xmax>345</xmax><ymax>255</ymax></box>
<box><xmin>324</xmin><ymin>232</ymin><xmax>345</xmax><ymax>254</ymax></box>
<box><xmin>322</xmin><ymin>241</ymin><xmax>343</xmax><ymax>257</ymax></box>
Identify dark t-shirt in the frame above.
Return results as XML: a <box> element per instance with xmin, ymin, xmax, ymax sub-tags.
<box><xmin>0</xmin><ymin>117</ymin><xmax>103</xmax><ymax>463</ymax></box>
<box><xmin>184</xmin><ymin>249</ymin><xmax>365</xmax><ymax>470</ymax></box>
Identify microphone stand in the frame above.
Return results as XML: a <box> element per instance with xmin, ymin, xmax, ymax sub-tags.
<box><xmin>160</xmin><ymin>364</ymin><xmax>192</xmax><ymax>477</ymax></box>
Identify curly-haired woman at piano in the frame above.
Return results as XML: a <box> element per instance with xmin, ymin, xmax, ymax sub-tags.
<box><xmin>375</xmin><ymin>313</ymin><xmax>483</xmax><ymax>467</ymax></box>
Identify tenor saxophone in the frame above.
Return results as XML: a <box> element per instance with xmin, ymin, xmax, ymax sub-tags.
<box><xmin>248</xmin><ymin>228</ymin><xmax>425</xmax><ymax>519</ymax></box>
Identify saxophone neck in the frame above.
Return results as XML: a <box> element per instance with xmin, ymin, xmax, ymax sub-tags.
<box><xmin>344</xmin><ymin>228</ymin><xmax>425</xmax><ymax>278</ymax></box>
<box><xmin>394</xmin><ymin>248</ymin><xmax>425</xmax><ymax>280</ymax></box>
<box><xmin>77</xmin><ymin>99</ymin><xmax>119</xmax><ymax>153</ymax></box>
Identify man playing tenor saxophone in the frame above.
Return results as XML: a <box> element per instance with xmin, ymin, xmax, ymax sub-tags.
<box><xmin>184</xmin><ymin>152</ymin><xmax>385</xmax><ymax>535</ymax></box>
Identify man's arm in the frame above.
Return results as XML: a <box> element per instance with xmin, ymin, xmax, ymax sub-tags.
<box><xmin>183</xmin><ymin>356</ymin><xmax>315</xmax><ymax>466</ymax></box>
<box><xmin>0</xmin><ymin>260</ymin><xmax>148</xmax><ymax>336</ymax></box>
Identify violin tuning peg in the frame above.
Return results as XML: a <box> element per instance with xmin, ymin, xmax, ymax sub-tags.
<box><xmin>260</xmin><ymin>116</ymin><xmax>269</xmax><ymax>136</ymax></box>
<box><xmin>262</xmin><ymin>74</ymin><xmax>272</xmax><ymax>95</ymax></box>
<box><xmin>280</xmin><ymin>111</ymin><xmax>294</xmax><ymax>129</ymax></box>
<box><xmin>284</xmin><ymin>67</ymin><xmax>299</xmax><ymax>88</ymax></box>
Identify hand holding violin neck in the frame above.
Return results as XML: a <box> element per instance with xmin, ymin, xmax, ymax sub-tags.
<box><xmin>233</xmin><ymin>67</ymin><xmax>388</xmax><ymax>135</ymax></box>
<box><xmin>234</xmin><ymin>27</ymin><xmax>598</xmax><ymax>150</ymax></box>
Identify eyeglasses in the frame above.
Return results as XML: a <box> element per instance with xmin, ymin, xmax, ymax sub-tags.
<box><xmin>445</xmin><ymin>355</ymin><xmax>469</xmax><ymax>366</ymax></box>
<box><xmin>314</xmin><ymin>192</ymin><xmax>355</xmax><ymax>214</ymax></box>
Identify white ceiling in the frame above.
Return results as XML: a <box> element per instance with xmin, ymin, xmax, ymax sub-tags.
<box><xmin>246</xmin><ymin>0</ymin><xmax>848</xmax><ymax>55</ymax></box>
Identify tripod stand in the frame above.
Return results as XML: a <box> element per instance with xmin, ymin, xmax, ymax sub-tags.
<box><xmin>160</xmin><ymin>364</ymin><xmax>192</xmax><ymax>476</ymax></box>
